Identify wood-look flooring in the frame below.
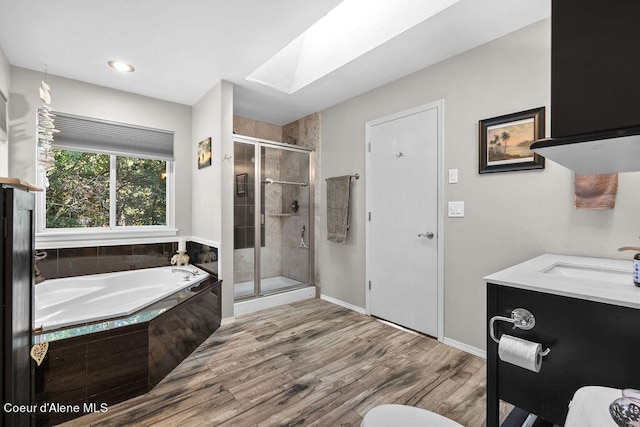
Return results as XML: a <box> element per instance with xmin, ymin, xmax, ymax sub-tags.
<box><xmin>61</xmin><ymin>299</ymin><xmax>489</xmax><ymax>426</ymax></box>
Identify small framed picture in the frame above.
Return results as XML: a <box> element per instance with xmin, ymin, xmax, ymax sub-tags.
<box><xmin>236</xmin><ymin>173</ymin><xmax>247</xmax><ymax>196</ymax></box>
<box><xmin>198</xmin><ymin>137</ymin><xmax>212</xmax><ymax>169</ymax></box>
<box><xmin>479</xmin><ymin>107</ymin><xmax>545</xmax><ymax>174</ymax></box>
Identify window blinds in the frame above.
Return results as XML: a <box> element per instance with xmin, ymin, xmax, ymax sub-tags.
<box><xmin>52</xmin><ymin>111</ymin><xmax>174</xmax><ymax>161</ymax></box>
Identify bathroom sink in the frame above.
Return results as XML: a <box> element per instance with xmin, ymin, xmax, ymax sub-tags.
<box><xmin>542</xmin><ymin>262</ymin><xmax>631</xmax><ymax>284</ymax></box>
<box><xmin>485</xmin><ymin>254</ymin><xmax>640</xmax><ymax>311</ymax></box>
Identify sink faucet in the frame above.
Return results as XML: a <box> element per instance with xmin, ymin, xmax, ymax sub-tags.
<box><xmin>171</xmin><ymin>268</ymin><xmax>199</xmax><ymax>280</ymax></box>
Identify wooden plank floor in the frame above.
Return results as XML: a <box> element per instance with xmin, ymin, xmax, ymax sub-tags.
<box><xmin>61</xmin><ymin>299</ymin><xmax>488</xmax><ymax>427</ymax></box>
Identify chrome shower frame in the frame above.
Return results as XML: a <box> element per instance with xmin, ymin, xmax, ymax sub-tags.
<box><xmin>233</xmin><ymin>135</ymin><xmax>315</xmax><ymax>300</ymax></box>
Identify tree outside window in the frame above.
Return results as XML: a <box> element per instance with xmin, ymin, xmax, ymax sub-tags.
<box><xmin>45</xmin><ymin>149</ymin><xmax>168</xmax><ymax>229</ymax></box>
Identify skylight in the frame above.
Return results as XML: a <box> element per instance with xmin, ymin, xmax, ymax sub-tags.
<box><xmin>246</xmin><ymin>0</ymin><xmax>461</xmax><ymax>94</ymax></box>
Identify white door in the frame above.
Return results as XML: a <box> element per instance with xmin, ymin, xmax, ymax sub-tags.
<box><xmin>366</xmin><ymin>103</ymin><xmax>440</xmax><ymax>336</ymax></box>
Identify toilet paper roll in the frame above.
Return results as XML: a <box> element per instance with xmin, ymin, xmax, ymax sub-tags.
<box><xmin>498</xmin><ymin>334</ymin><xmax>543</xmax><ymax>373</ymax></box>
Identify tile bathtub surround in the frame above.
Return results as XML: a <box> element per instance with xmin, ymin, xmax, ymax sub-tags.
<box><xmin>37</xmin><ymin>242</ymin><xmax>181</xmax><ymax>280</ymax></box>
<box><xmin>35</xmin><ymin>278</ymin><xmax>222</xmax><ymax>426</ymax></box>
<box><xmin>186</xmin><ymin>241</ymin><xmax>219</xmax><ymax>275</ymax></box>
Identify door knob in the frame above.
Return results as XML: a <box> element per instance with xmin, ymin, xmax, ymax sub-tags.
<box><xmin>418</xmin><ymin>232</ymin><xmax>434</xmax><ymax>239</ymax></box>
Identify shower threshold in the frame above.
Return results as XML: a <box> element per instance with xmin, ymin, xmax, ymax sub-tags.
<box><xmin>234</xmin><ymin>275</ymin><xmax>307</xmax><ymax>299</ymax></box>
<box><xmin>234</xmin><ymin>285</ymin><xmax>316</xmax><ymax>317</ymax></box>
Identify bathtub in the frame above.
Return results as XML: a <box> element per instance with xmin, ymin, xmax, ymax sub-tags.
<box><xmin>35</xmin><ymin>265</ymin><xmax>209</xmax><ymax>331</ymax></box>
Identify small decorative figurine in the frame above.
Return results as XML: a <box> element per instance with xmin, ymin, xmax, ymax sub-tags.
<box><xmin>171</xmin><ymin>238</ymin><xmax>190</xmax><ymax>266</ymax></box>
<box><xmin>171</xmin><ymin>250</ymin><xmax>190</xmax><ymax>266</ymax></box>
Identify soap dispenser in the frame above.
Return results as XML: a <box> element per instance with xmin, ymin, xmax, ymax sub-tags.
<box><xmin>617</xmin><ymin>246</ymin><xmax>640</xmax><ymax>286</ymax></box>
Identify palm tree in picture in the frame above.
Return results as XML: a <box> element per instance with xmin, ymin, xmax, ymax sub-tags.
<box><xmin>489</xmin><ymin>134</ymin><xmax>500</xmax><ymax>159</ymax></box>
<box><xmin>501</xmin><ymin>130</ymin><xmax>511</xmax><ymax>156</ymax></box>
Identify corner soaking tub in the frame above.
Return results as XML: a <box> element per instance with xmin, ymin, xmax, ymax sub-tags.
<box><xmin>35</xmin><ymin>265</ymin><xmax>209</xmax><ymax>331</ymax></box>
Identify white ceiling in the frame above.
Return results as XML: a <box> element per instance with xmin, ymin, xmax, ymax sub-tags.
<box><xmin>0</xmin><ymin>0</ymin><xmax>549</xmax><ymax>126</ymax></box>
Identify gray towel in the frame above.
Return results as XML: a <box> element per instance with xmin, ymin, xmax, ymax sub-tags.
<box><xmin>326</xmin><ymin>175</ymin><xmax>351</xmax><ymax>243</ymax></box>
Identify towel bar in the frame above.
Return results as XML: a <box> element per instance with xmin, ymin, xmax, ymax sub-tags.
<box><xmin>325</xmin><ymin>173</ymin><xmax>359</xmax><ymax>181</ymax></box>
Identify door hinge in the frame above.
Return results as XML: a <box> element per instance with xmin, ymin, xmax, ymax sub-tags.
<box><xmin>368</xmin><ymin>143</ymin><xmax>371</xmax><ymax>153</ymax></box>
<box><xmin>368</xmin><ymin>280</ymin><xmax>372</xmax><ymax>290</ymax></box>
<box><xmin>368</xmin><ymin>212</ymin><xmax>372</xmax><ymax>221</ymax></box>
<box><xmin>2</xmin><ymin>217</ymin><xmax>7</xmax><ymax>239</ymax></box>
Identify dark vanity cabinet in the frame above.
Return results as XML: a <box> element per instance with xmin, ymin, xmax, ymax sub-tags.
<box><xmin>486</xmin><ymin>283</ymin><xmax>640</xmax><ymax>426</ymax></box>
<box><xmin>1</xmin><ymin>183</ymin><xmax>37</xmax><ymax>427</ymax></box>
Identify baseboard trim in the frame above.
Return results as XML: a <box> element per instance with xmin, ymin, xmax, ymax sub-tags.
<box><xmin>320</xmin><ymin>294</ymin><xmax>366</xmax><ymax>314</ymax></box>
<box><xmin>443</xmin><ymin>337</ymin><xmax>486</xmax><ymax>359</ymax></box>
<box><xmin>318</xmin><ymin>295</ymin><xmax>485</xmax><ymax>359</ymax></box>
<box><xmin>220</xmin><ymin>316</ymin><xmax>236</xmax><ymax>326</ymax></box>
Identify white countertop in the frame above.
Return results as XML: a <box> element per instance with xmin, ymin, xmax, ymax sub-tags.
<box><xmin>484</xmin><ymin>254</ymin><xmax>640</xmax><ymax>310</ymax></box>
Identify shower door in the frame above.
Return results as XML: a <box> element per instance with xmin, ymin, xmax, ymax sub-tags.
<box><xmin>233</xmin><ymin>140</ymin><xmax>258</xmax><ymax>299</ymax></box>
<box><xmin>233</xmin><ymin>136</ymin><xmax>313</xmax><ymax>300</ymax></box>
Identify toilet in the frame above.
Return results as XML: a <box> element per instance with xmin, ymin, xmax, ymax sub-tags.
<box><xmin>361</xmin><ymin>404</ymin><xmax>463</xmax><ymax>427</ymax></box>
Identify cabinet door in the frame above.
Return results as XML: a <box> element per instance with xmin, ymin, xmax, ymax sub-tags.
<box><xmin>2</xmin><ymin>187</ymin><xmax>35</xmax><ymax>427</ymax></box>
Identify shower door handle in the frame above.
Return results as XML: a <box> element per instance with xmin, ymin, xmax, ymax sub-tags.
<box><xmin>418</xmin><ymin>232</ymin><xmax>434</xmax><ymax>239</ymax></box>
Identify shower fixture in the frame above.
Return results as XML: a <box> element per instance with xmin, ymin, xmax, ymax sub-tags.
<box><xmin>299</xmin><ymin>225</ymin><xmax>308</xmax><ymax>249</ymax></box>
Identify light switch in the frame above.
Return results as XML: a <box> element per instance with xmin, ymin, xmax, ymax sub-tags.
<box><xmin>448</xmin><ymin>169</ymin><xmax>458</xmax><ymax>184</ymax></box>
<box><xmin>448</xmin><ymin>201</ymin><xmax>464</xmax><ymax>218</ymax></box>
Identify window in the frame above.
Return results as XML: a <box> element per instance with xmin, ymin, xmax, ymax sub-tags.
<box><xmin>45</xmin><ymin>150</ymin><xmax>168</xmax><ymax>228</ymax></box>
<box><xmin>37</xmin><ymin>112</ymin><xmax>176</xmax><ymax>241</ymax></box>
<box><xmin>115</xmin><ymin>156</ymin><xmax>168</xmax><ymax>226</ymax></box>
<box><xmin>45</xmin><ymin>150</ymin><xmax>110</xmax><ymax>228</ymax></box>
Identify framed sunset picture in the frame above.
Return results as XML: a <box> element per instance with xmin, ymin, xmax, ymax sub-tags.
<box><xmin>479</xmin><ymin>107</ymin><xmax>545</xmax><ymax>173</ymax></box>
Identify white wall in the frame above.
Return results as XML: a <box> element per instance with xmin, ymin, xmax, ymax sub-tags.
<box><xmin>319</xmin><ymin>18</ymin><xmax>640</xmax><ymax>351</ymax></box>
<box><xmin>0</xmin><ymin>46</ymin><xmax>10</xmax><ymax>176</ymax></box>
<box><xmin>192</xmin><ymin>79</ymin><xmax>234</xmax><ymax>318</ymax></box>
<box><xmin>192</xmin><ymin>83</ymin><xmax>223</xmax><ymax>241</ymax></box>
<box><xmin>8</xmin><ymin>66</ymin><xmax>193</xmax><ymax>236</ymax></box>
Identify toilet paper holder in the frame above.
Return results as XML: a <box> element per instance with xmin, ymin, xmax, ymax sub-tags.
<box><xmin>490</xmin><ymin>308</ymin><xmax>551</xmax><ymax>355</ymax></box>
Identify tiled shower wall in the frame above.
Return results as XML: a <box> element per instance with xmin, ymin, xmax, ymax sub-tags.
<box><xmin>233</xmin><ymin>141</ymin><xmax>263</xmax><ymax>251</ymax></box>
<box><xmin>279</xmin><ymin>150</ymin><xmax>310</xmax><ymax>283</ymax></box>
<box><xmin>283</xmin><ymin>113</ymin><xmax>320</xmax><ymax>286</ymax></box>
<box><xmin>232</xmin><ymin>144</ymin><xmax>282</xmax><ymax>283</ymax></box>
<box><xmin>37</xmin><ymin>241</ymin><xmax>218</xmax><ymax>280</ymax></box>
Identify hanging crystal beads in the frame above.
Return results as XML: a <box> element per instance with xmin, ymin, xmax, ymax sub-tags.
<box><xmin>37</xmin><ymin>80</ymin><xmax>58</xmax><ymax>187</ymax></box>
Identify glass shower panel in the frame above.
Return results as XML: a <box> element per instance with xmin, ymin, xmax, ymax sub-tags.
<box><xmin>260</xmin><ymin>146</ymin><xmax>310</xmax><ymax>294</ymax></box>
<box><xmin>233</xmin><ymin>141</ymin><xmax>258</xmax><ymax>299</ymax></box>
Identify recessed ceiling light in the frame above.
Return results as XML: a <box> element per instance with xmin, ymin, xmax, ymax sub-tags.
<box><xmin>108</xmin><ymin>60</ymin><xmax>135</xmax><ymax>73</ymax></box>
<box><xmin>246</xmin><ymin>0</ymin><xmax>460</xmax><ymax>94</ymax></box>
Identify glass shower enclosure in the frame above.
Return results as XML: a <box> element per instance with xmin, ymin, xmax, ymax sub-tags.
<box><xmin>233</xmin><ymin>135</ymin><xmax>313</xmax><ymax>300</ymax></box>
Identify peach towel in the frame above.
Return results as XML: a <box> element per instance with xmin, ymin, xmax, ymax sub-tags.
<box><xmin>574</xmin><ymin>173</ymin><xmax>618</xmax><ymax>210</ymax></box>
